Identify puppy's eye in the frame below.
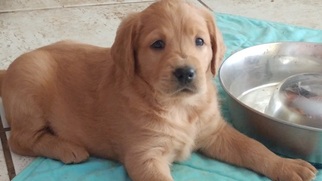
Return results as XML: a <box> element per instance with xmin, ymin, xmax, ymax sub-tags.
<box><xmin>195</xmin><ymin>38</ymin><xmax>204</xmax><ymax>46</ymax></box>
<box><xmin>151</xmin><ymin>40</ymin><xmax>165</xmax><ymax>49</ymax></box>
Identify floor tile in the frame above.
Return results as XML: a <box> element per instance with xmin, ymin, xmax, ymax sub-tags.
<box><xmin>60</xmin><ymin>0</ymin><xmax>154</xmax><ymax>7</ymax></box>
<box><xmin>0</xmin><ymin>0</ymin><xmax>154</xmax><ymax>13</ymax></box>
<box><xmin>0</xmin><ymin>2</ymin><xmax>152</xmax><ymax>69</ymax></box>
<box><xmin>6</xmin><ymin>132</ymin><xmax>35</xmax><ymax>175</ymax></box>
<box><xmin>0</xmin><ymin>0</ymin><xmax>61</xmax><ymax>13</ymax></box>
<box><xmin>187</xmin><ymin>0</ymin><xmax>207</xmax><ymax>7</ymax></box>
<box><xmin>201</xmin><ymin>0</ymin><xmax>322</xmax><ymax>30</ymax></box>
<box><xmin>0</xmin><ymin>138</ymin><xmax>10</xmax><ymax>181</ymax></box>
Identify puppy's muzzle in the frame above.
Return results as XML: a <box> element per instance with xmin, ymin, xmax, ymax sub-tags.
<box><xmin>173</xmin><ymin>66</ymin><xmax>196</xmax><ymax>85</ymax></box>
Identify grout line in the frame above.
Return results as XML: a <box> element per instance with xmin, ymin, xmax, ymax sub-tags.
<box><xmin>0</xmin><ymin>1</ymin><xmax>154</xmax><ymax>14</ymax></box>
<box><xmin>197</xmin><ymin>0</ymin><xmax>213</xmax><ymax>11</ymax></box>
<box><xmin>0</xmin><ymin>6</ymin><xmax>61</xmax><ymax>14</ymax></box>
<box><xmin>4</xmin><ymin>127</ymin><xmax>10</xmax><ymax>132</ymax></box>
<box><xmin>0</xmin><ymin>117</ymin><xmax>15</xmax><ymax>180</ymax></box>
<box><xmin>62</xmin><ymin>0</ymin><xmax>153</xmax><ymax>8</ymax></box>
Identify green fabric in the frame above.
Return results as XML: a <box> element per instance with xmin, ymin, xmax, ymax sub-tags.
<box><xmin>13</xmin><ymin>13</ymin><xmax>322</xmax><ymax>181</ymax></box>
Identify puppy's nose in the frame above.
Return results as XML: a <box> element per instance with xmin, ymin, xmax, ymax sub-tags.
<box><xmin>173</xmin><ymin>66</ymin><xmax>196</xmax><ymax>84</ymax></box>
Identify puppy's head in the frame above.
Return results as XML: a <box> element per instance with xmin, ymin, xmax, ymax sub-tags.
<box><xmin>111</xmin><ymin>0</ymin><xmax>225</xmax><ymax>97</ymax></box>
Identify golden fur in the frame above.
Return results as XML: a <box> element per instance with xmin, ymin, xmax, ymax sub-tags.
<box><xmin>0</xmin><ymin>0</ymin><xmax>317</xmax><ymax>180</ymax></box>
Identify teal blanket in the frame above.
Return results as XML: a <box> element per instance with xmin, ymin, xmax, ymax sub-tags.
<box><xmin>13</xmin><ymin>13</ymin><xmax>322</xmax><ymax>181</ymax></box>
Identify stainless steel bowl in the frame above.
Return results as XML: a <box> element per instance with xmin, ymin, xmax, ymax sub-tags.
<box><xmin>219</xmin><ymin>42</ymin><xmax>322</xmax><ymax>165</ymax></box>
<box><xmin>265</xmin><ymin>73</ymin><xmax>322</xmax><ymax>128</ymax></box>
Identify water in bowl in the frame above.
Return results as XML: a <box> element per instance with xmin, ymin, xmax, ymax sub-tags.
<box><xmin>238</xmin><ymin>83</ymin><xmax>279</xmax><ymax>113</ymax></box>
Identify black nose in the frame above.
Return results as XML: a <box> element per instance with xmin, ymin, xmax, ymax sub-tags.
<box><xmin>173</xmin><ymin>66</ymin><xmax>196</xmax><ymax>84</ymax></box>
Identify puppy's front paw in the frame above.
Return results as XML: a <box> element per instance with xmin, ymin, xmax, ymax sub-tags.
<box><xmin>59</xmin><ymin>144</ymin><xmax>89</xmax><ymax>164</ymax></box>
<box><xmin>274</xmin><ymin>158</ymin><xmax>317</xmax><ymax>181</ymax></box>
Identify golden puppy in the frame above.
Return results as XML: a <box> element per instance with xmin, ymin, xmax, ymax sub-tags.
<box><xmin>0</xmin><ymin>0</ymin><xmax>317</xmax><ymax>181</ymax></box>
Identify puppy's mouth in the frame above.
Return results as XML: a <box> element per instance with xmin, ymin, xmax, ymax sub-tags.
<box><xmin>173</xmin><ymin>85</ymin><xmax>197</xmax><ymax>95</ymax></box>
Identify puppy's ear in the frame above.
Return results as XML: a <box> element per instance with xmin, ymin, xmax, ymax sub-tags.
<box><xmin>204</xmin><ymin>11</ymin><xmax>226</xmax><ymax>76</ymax></box>
<box><xmin>111</xmin><ymin>13</ymin><xmax>140</xmax><ymax>77</ymax></box>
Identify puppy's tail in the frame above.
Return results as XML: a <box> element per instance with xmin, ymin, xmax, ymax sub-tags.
<box><xmin>0</xmin><ymin>70</ymin><xmax>6</xmax><ymax>96</ymax></box>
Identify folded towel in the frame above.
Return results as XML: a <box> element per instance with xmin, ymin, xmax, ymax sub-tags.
<box><xmin>13</xmin><ymin>13</ymin><xmax>322</xmax><ymax>181</ymax></box>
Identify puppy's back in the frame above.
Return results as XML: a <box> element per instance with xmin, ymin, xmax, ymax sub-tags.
<box><xmin>1</xmin><ymin>41</ymin><xmax>110</xmax><ymax>125</ymax></box>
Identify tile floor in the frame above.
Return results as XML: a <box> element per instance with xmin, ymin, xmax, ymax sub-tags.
<box><xmin>0</xmin><ymin>0</ymin><xmax>321</xmax><ymax>180</ymax></box>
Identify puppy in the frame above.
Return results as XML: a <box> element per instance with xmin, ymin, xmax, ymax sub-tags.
<box><xmin>0</xmin><ymin>0</ymin><xmax>317</xmax><ymax>180</ymax></box>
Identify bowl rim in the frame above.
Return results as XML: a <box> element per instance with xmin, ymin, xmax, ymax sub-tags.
<box><xmin>218</xmin><ymin>41</ymin><xmax>322</xmax><ymax>132</ymax></box>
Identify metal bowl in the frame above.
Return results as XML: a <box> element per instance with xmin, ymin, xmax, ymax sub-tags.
<box><xmin>219</xmin><ymin>42</ymin><xmax>322</xmax><ymax>165</ymax></box>
<box><xmin>265</xmin><ymin>73</ymin><xmax>322</xmax><ymax>128</ymax></box>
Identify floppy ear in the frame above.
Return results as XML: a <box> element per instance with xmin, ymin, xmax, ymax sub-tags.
<box><xmin>111</xmin><ymin>13</ymin><xmax>141</xmax><ymax>77</ymax></box>
<box><xmin>204</xmin><ymin>11</ymin><xmax>226</xmax><ymax>76</ymax></box>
